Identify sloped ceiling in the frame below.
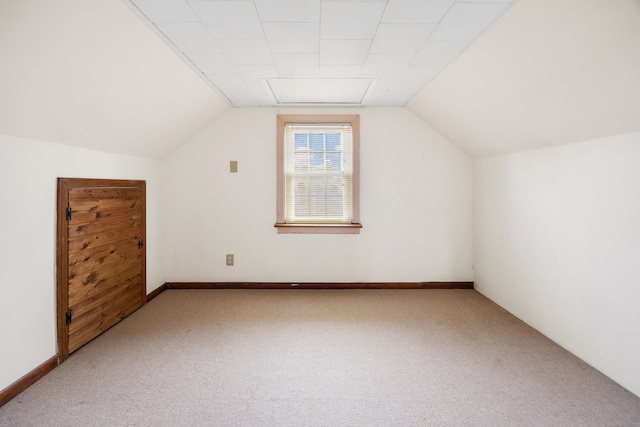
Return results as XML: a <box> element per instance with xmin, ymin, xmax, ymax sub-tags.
<box><xmin>125</xmin><ymin>0</ymin><xmax>515</xmax><ymax>107</ymax></box>
<box><xmin>2</xmin><ymin>0</ymin><xmax>638</xmax><ymax>159</ymax></box>
<box><xmin>0</xmin><ymin>0</ymin><xmax>229</xmax><ymax>158</ymax></box>
<box><xmin>408</xmin><ymin>0</ymin><xmax>640</xmax><ymax>158</ymax></box>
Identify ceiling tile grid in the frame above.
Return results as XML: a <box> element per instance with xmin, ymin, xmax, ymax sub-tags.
<box><xmin>128</xmin><ymin>0</ymin><xmax>515</xmax><ymax>107</ymax></box>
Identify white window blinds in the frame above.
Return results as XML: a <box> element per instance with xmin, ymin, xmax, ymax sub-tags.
<box><xmin>284</xmin><ymin>123</ymin><xmax>353</xmax><ymax>224</ymax></box>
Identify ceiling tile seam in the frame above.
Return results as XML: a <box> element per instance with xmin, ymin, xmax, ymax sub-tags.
<box><xmin>361</xmin><ymin>4</ymin><xmax>458</xmax><ymax>90</ymax></box>
<box><xmin>251</xmin><ymin>1</ymin><xmax>288</xmax><ymax>88</ymax></box>
<box><xmin>343</xmin><ymin>0</ymin><xmax>388</xmax><ymax>91</ymax></box>
<box><xmin>404</xmin><ymin>33</ymin><xmax>445</xmax><ymax>78</ymax></box>
<box><xmin>196</xmin><ymin>0</ymin><xmax>268</xmax><ymax>105</ymax></box>
<box><xmin>397</xmin><ymin>0</ymin><xmax>475</xmax><ymax>82</ymax></box>
<box><xmin>184</xmin><ymin>0</ymin><xmax>203</xmax><ymax>24</ymax></box>
<box><xmin>125</xmin><ymin>1</ymin><xmax>235</xmax><ymax>107</ymax></box>
<box><xmin>437</xmin><ymin>1</ymin><xmax>458</xmax><ymax>26</ymax></box>
<box><xmin>154</xmin><ymin>22</ymin><xmax>222</xmax><ymax>55</ymax></box>
<box><xmin>124</xmin><ymin>0</ymin><xmax>516</xmax><ymax>107</ymax></box>
<box><xmin>407</xmin><ymin>1</ymin><xmax>515</xmax><ymax>88</ymax></box>
<box><xmin>253</xmin><ymin>0</ymin><xmax>323</xmax><ymax>24</ymax></box>
<box><xmin>319</xmin><ymin>0</ymin><xmax>387</xmax><ymax>41</ymax></box>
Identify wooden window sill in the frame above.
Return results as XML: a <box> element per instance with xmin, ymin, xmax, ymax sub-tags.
<box><xmin>275</xmin><ymin>223</ymin><xmax>362</xmax><ymax>234</ymax></box>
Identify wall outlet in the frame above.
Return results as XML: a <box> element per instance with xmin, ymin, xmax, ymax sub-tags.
<box><xmin>230</xmin><ymin>161</ymin><xmax>238</xmax><ymax>173</ymax></box>
<box><xmin>226</xmin><ymin>254</ymin><xmax>234</xmax><ymax>266</ymax></box>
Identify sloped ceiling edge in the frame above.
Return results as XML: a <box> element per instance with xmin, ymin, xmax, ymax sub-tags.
<box><xmin>407</xmin><ymin>0</ymin><xmax>640</xmax><ymax>158</ymax></box>
<box><xmin>0</xmin><ymin>0</ymin><xmax>230</xmax><ymax>158</ymax></box>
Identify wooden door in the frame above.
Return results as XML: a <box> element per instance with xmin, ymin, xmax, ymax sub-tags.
<box><xmin>57</xmin><ymin>178</ymin><xmax>146</xmax><ymax>361</ymax></box>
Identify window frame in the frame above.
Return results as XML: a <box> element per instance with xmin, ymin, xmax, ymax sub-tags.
<box><xmin>275</xmin><ymin>114</ymin><xmax>361</xmax><ymax>234</ymax></box>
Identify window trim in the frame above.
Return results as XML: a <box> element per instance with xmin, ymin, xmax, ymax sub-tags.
<box><xmin>275</xmin><ymin>114</ymin><xmax>361</xmax><ymax>234</ymax></box>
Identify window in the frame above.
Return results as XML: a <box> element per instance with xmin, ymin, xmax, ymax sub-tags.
<box><xmin>276</xmin><ymin>115</ymin><xmax>361</xmax><ymax>234</ymax></box>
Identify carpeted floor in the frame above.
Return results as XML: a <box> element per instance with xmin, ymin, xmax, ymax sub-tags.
<box><xmin>1</xmin><ymin>289</ymin><xmax>639</xmax><ymax>426</ymax></box>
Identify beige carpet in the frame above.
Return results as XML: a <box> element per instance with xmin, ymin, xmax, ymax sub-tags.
<box><xmin>1</xmin><ymin>289</ymin><xmax>639</xmax><ymax>426</ymax></box>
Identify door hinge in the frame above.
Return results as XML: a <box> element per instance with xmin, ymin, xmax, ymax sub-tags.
<box><xmin>66</xmin><ymin>309</ymin><xmax>73</xmax><ymax>325</ymax></box>
<box><xmin>65</xmin><ymin>206</ymin><xmax>72</xmax><ymax>221</ymax></box>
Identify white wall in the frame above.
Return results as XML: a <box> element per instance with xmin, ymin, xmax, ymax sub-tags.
<box><xmin>163</xmin><ymin>107</ymin><xmax>473</xmax><ymax>283</ymax></box>
<box><xmin>0</xmin><ymin>134</ymin><xmax>164</xmax><ymax>392</ymax></box>
<box><xmin>474</xmin><ymin>131</ymin><xmax>640</xmax><ymax>397</ymax></box>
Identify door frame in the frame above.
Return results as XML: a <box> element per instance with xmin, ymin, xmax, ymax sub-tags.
<box><xmin>56</xmin><ymin>178</ymin><xmax>147</xmax><ymax>362</ymax></box>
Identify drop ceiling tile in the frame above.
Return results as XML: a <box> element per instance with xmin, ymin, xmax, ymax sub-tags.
<box><xmin>268</xmin><ymin>79</ymin><xmax>372</xmax><ymax>104</ymax></box>
<box><xmin>320</xmin><ymin>40</ymin><xmax>371</xmax><ymax>65</ymax></box>
<box><xmin>387</xmin><ymin>82</ymin><xmax>426</xmax><ymax>96</ymax></box>
<box><xmin>428</xmin><ymin>2</ymin><xmax>511</xmax><ymax>41</ymax></box>
<box><xmin>386</xmin><ymin>83</ymin><xmax>425</xmax><ymax>104</ymax></box>
<box><xmin>362</xmin><ymin>89</ymin><xmax>388</xmax><ymax>105</ymax></box>
<box><xmin>361</xmin><ymin>54</ymin><xmax>413</xmax><ymax>75</ymax></box>
<box><xmin>366</xmin><ymin>87</ymin><xmax>413</xmax><ymax>106</ymax></box>
<box><xmin>321</xmin><ymin>2</ymin><xmax>386</xmax><ymax>40</ymax></box>
<box><xmin>224</xmin><ymin>90</ymin><xmax>258</xmax><ymax>107</ymax></box>
<box><xmin>256</xmin><ymin>99</ymin><xmax>277</xmax><ymax>107</ymax></box>
<box><xmin>205</xmin><ymin>74</ymin><xmax>247</xmax><ymax>91</ymax></box>
<box><xmin>131</xmin><ymin>0</ymin><xmax>197</xmax><ymax>22</ymax></box>
<box><xmin>190</xmin><ymin>1</ymin><xmax>264</xmax><ymax>39</ymax></box>
<box><xmin>234</xmin><ymin>64</ymin><xmax>280</xmax><ymax>81</ymax></box>
<box><xmin>248</xmin><ymin>81</ymin><xmax>278</xmax><ymax>105</ymax></box>
<box><xmin>396</xmin><ymin>65</ymin><xmax>442</xmax><ymax>85</ymax></box>
<box><xmin>411</xmin><ymin>40</ymin><xmax>469</xmax><ymax>65</ymax></box>
<box><xmin>264</xmin><ymin>23</ymin><xmax>320</xmax><ymax>53</ymax></box>
<box><xmin>381</xmin><ymin>0</ymin><xmax>455</xmax><ymax>24</ymax></box>
<box><xmin>187</xmin><ymin>53</ymin><xmax>235</xmax><ymax>74</ymax></box>
<box><xmin>156</xmin><ymin>23</ymin><xmax>219</xmax><ymax>53</ymax></box>
<box><xmin>376</xmin><ymin>75</ymin><xmax>397</xmax><ymax>91</ymax></box>
<box><xmin>359</xmin><ymin>75</ymin><xmax>396</xmax><ymax>90</ymax></box>
<box><xmin>273</xmin><ymin>54</ymin><xmax>319</xmax><ymax>76</ymax></box>
<box><xmin>127</xmin><ymin>0</ymin><xmax>513</xmax><ymax>107</ymax></box>
<box><xmin>369</xmin><ymin>24</ymin><xmax>436</xmax><ymax>54</ymax></box>
<box><xmin>231</xmin><ymin>100</ymin><xmax>260</xmax><ymax>107</ymax></box>
<box><xmin>319</xmin><ymin>65</ymin><xmax>362</xmax><ymax>78</ymax></box>
<box><xmin>216</xmin><ymin>39</ymin><xmax>273</xmax><ymax>65</ymax></box>
<box><xmin>254</xmin><ymin>0</ymin><xmax>321</xmax><ymax>22</ymax></box>
<box><xmin>250</xmin><ymin>94</ymin><xmax>277</xmax><ymax>107</ymax></box>
<box><xmin>245</xmin><ymin>81</ymin><xmax>272</xmax><ymax>98</ymax></box>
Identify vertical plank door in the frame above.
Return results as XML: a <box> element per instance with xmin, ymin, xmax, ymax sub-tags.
<box><xmin>57</xmin><ymin>179</ymin><xmax>146</xmax><ymax>360</ymax></box>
